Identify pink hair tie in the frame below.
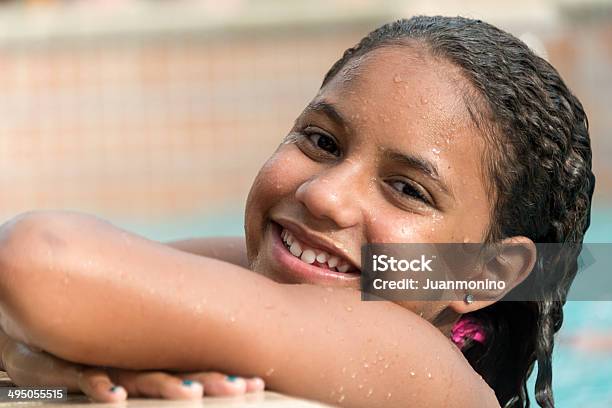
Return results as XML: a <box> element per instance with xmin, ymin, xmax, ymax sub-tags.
<box><xmin>451</xmin><ymin>317</ymin><xmax>487</xmax><ymax>349</ymax></box>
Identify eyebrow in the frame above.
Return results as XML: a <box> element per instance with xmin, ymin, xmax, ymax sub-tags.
<box><xmin>303</xmin><ymin>100</ymin><xmax>352</xmax><ymax>133</ymax></box>
<box><xmin>385</xmin><ymin>150</ymin><xmax>454</xmax><ymax>198</ymax></box>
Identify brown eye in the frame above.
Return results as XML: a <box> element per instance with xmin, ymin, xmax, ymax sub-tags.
<box><xmin>307</xmin><ymin>132</ymin><xmax>340</xmax><ymax>156</ymax></box>
<box><xmin>389</xmin><ymin>180</ymin><xmax>429</xmax><ymax>203</ymax></box>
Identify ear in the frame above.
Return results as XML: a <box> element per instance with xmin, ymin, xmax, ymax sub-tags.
<box><xmin>449</xmin><ymin>236</ymin><xmax>537</xmax><ymax>314</ymax></box>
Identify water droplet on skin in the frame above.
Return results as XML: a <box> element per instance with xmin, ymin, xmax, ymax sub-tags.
<box><xmin>363</xmin><ymin>363</ymin><xmax>369</xmax><ymax>368</ymax></box>
<box><xmin>384</xmin><ymin>363</ymin><xmax>390</xmax><ymax>369</ymax></box>
<box><xmin>366</xmin><ymin>388</ymin><xmax>373</xmax><ymax>397</ymax></box>
<box><xmin>428</xmin><ymin>372</ymin><xmax>433</xmax><ymax>379</ymax></box>
<box><xmin>341</xmin><ymin>367</ymin><xmax>347</xmax><ymax>374</ymax></box>
<box><xmin>265</xmin><ymin>368</ymin><xmax>275</xmax><ymax>376</ymax></box>
<box><xmin>387</xmin><ymin>392</ymin><xmax>392</xmax><ymax>399</ymax></box>
<box><xmin>338</xmin><ymin>395</ymin><xmax>345</xmax><ymax>403</ymax></box>
<box><xmin>393</xmin><ymin>74</ymin><xmax>402</xmax><ymax>83</ymax></box>
<box><xmin>358</xmin><ymin>384</ymin><xmax>364</xmax><ymax>390</ymax></box>
<box><xmin>420</xmin><ymin>96</ymin><xmax>429</xmax><ymax>104</ymax></box>
<box><xmin>229</xmin><ymin>316</ymin><xmax>236</xmax><ymax>323</ymax></box>
<box><xmin>346</xmin><ymin>306</ymin><xmax>353</xmax><ymax>312</ymax></box>
<box><xmin>351</xmin><ymin>372</ymin><xmax>357</xmax><ymax>379</ymax></box>
<box><xmin>410</xmin><ymin>371</ymin><xmax>416</xmax><ymax>377</ymax></box>
<box><xmin>432</xmin><ymin>147</ymin><xmax>441</xmax><ymax>155</ymax></box>
<box><xmin>338</xmin><ymin>386</ymin><xmax>344</xmax><ymax>393</ymax></box>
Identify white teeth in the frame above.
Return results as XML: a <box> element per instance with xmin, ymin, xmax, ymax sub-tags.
<box><xmin>316</xmin><ymin>251</ymin><xmax>328</xmax><ymax>263</ymax></box>
<box><xmin>337</xmin><ymin>263</ymin><xmax>350</xmax><ymax>273</ymax></box>
<box><xmin>289</xmin><ymin>241</ymin><xmax>302</xmax><ymax>257</ymax></box>
<box><xmin>301</xmin><ymin>249</ymin><xmax>316</xmax><ymax>264</ymax></box>
<box><xmin>281</xmin><ymin>228</ymin><xmax>355</xmax><ymax>272</ymax></box>
<box><xmin>327</xmin><ymin>256</ymin><xmax>339</xmax><ymax>268</ymax></box>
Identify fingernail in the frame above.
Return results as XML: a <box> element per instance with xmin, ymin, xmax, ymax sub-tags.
<box><xmin>109</xmin><ymin>385</ymin><xmax>120</xmax><ymax>393</ymax></box>
<box><xmin>182</xmin><ymin>379</ymin><xmax>202</xmax><ymax>387</ymax></box>
<box><xmin>226</xmin><ymin>375</ymin><xmax>239</xmax><ymax>382</ymax></box>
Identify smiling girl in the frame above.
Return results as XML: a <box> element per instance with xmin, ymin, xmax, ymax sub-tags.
<box><xmin>0</xmin><ymin>16</ymin><xmax>594</xmax><ymax>408</ymax></box>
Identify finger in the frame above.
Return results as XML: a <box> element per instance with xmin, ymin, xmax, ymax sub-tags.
<box><xmin>78</xmin><ymin>368</ymin><xmax>127</xmax><ymax>403</ymax></box>
<box><xmin>181</xmin><ymin>372</ymin><xmax>251</xmax><ymax>396</ymax></box>
<box><xmin>111</xmin><ymin>370</ymin><xmax>203</xmax><ymax>400</ymax></box>
<box><xmin>245</xmin><ymin>377</ymin><xmax>265</xmax><ymax>393</ymax></box>
<box><xmin>3</xmin><ymin>342</ymin><xmax>82</xmax><ymax>391</ymax></box>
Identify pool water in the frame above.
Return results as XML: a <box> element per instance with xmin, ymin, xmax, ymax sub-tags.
<box><xmin>122</xmin><ymin>205</ymin><xmax>612</xmax><ymax>408</ymax></box>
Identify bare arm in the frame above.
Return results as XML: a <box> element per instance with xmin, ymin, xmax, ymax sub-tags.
<box><xmin>166</xmin><ymin>237</ymin><xmax>248</xmax><ymax>269</ymax></box>
<box><xmin>0</xmin><ymin>211</ymin><xmax>498</xmax><ymax>408</ymax></box>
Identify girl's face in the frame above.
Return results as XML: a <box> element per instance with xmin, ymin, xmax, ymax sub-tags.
<box><xmin>245</xmin><ymin>45</ymin><xmax>492</xmax><ymax>317</ymax></box>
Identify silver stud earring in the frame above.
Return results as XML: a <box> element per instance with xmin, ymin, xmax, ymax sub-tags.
<box><xmin>464</xmin><ymin>294</ymin><xmax>474</xmax><ymax>304</ymax></box>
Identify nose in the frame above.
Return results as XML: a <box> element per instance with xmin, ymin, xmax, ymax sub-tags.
<box><xmin>295</xmin><ymin>163</ymin><xmax>363</xmax><ymax>228</ymax></box>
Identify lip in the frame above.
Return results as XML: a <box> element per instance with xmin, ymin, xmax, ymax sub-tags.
<box><xmin>272</xmin><ymin>217</ymin><xmax>361</xmax><ymax>271</ymax></box>
<box><xmin>269</xmin><ymin>222</ymin><xmax>361</xmax><ymax>286</ymax></box>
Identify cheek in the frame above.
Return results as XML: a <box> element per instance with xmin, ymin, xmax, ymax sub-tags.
<box><xmin>245</xmin><ymin>147</ymin><xmax>307</xmax><ymax>233</ymax></box>
<box><xmin>367</xmin><ymin>211</ymin><xmax>457</xmax><ymax>243</ymax></box>
<box><xmin>251</xmin><ymin>148</ymin><xmax>306</xmax><ymax>201</ymax></box>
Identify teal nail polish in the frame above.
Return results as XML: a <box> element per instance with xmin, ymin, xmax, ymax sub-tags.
<box><xmin>227</xmin><ymin>375</ymin><xmax>239</xmax><ymax>382</ymax></box>
<box><xmin>109</xmin><ymin>385</ymin><xmax>119</xmax><ymax>393</ymax></box>
<box><xmin>182</xmin><ymin>380</ymin><xmax>194</xmax><ymax>386</ymax></box>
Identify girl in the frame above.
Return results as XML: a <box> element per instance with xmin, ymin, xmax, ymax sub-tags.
<box><xmin>0</xmin><ymin>15</ymin><xmax>594</xmax><ymax>408</ymax></box>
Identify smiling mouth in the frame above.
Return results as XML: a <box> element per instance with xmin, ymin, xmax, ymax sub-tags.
<box><xmin>277</xmin><ymin>225</ymin><xmax>360</xmax><ymax>275</ymax></box>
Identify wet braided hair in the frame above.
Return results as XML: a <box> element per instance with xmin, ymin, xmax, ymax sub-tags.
<box><xmin>321</xmin><ymin>16</ymin><xmax>595</xmax><ymax>407</ymax></box>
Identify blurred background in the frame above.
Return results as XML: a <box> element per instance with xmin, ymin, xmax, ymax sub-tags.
<box><xmin>0</xmin><ymin>0</ymin><xmax>610</xmax><ymax>406</ymax></box>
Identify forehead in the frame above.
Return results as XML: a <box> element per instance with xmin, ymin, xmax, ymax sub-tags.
<box><xmin>320</xmin><ymin>45</ymin><xmax>476</xmax><ymax>143</ymax></box>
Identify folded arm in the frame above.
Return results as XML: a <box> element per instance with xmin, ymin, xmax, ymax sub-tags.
<box><xmin>166</xmin><ymin>236</ymin><xmax>248</xmax><ymax>269</ymax></box>
<box><xmin>0</xmin><ymin>211</ymin><xmax>498</xmax><ymax>407</ymax></box>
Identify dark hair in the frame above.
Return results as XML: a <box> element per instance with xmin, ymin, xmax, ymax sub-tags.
<box><xmin>322</xmin><ymin>16</ymin><xmax>595</xmax><ymax>408</ymax></box>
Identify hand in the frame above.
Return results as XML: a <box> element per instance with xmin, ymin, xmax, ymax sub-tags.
<box><xmin>0</xmin><ymin>330</ymin><xmax>264</xmax><ymax>402</ymax></box>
